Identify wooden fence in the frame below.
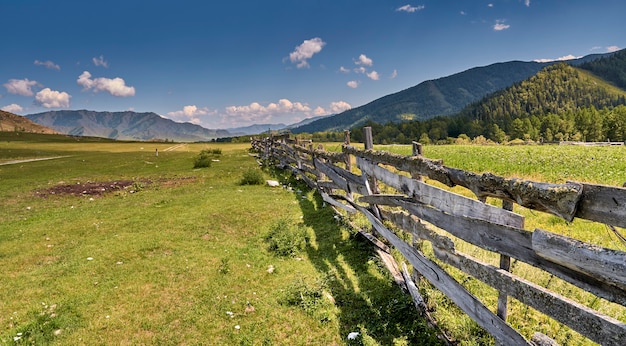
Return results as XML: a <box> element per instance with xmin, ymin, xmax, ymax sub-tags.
<box><xmin>251</xmin><ymin>128</ymin><xmax>626</xmax><ymax>346</ymax></box>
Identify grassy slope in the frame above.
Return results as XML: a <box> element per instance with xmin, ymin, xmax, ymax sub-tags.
<box><xmin>0</xmin><ymin>133</ymin><xmax>440</xmax><ymax>345</ymax></box>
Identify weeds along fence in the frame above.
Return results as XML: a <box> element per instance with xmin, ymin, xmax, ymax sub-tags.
<box><xmin>251</xmin><ymin>128</ymin><xmax>626</xmax><ymax>346</ymax></box>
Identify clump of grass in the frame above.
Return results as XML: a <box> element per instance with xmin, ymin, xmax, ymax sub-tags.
<box><xmin>218</xmin><ymin>258</ymin><xmax>230</xmax><ymax>274</ymax></box>
<box><xmin>264</xmin><ymin>218</ymin><xmax>308</xmax><ymax>257</ymax></box>
<box><xmin>239</xmin><ymin>168</ymin><xmax>265</xmax><ymax>185</ymax></box>
<box><xmin>281</xmin><ymin>276</ymin><xmax>335</xmax><ymax>323</ymax></box>
<box><xmin>193</xmin><ymin>148</ymin><xmax>221</xmax><ymax>168</ymax></box>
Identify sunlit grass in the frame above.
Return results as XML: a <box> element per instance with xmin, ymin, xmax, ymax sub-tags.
<box><xmin>0</xmin><ymin>133</ymin><xmax>441</xmax><ymax>345</ymax></box>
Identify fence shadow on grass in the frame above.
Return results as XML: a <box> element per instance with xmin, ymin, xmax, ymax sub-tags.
<box><xmin>282</xmin><ymin>170</ymin><xmax>443</xmax><ymax>345</ymax></box>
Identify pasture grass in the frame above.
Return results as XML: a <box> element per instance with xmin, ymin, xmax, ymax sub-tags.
<box><xmin>0</xmin><ymin>133</ymin><xmax>441</xmax><ymax>345</ymax></box>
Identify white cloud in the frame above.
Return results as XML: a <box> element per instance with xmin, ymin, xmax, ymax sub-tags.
<box><xmin>355</xmin><ymin>54</ymin><xmax>373</xmax><ymax>66</ymax></box>
<box><xmin>166</xmin><ymin>105</ymin><xmax>214</xmax><ymax>124</ymax></box>
<box><xmin>329</xmin><ymin>101</ymin><xmax>352</xmax><ymax>114</ymax></box>
<box><xmin>460</xmin><ymin>11</ymin><xmax>466</xmax><ymax>15</ymax></box>
<box><xmin>524</xmin><ymin>0</ymin><xmax>531</xmax><ymax>7</ymax></box>
<box><xmin>35</xmin><ymin>88</ymin><xmax>71</xmax><ymax>108</ymax></box>
<box><xmin>287</xmin><ymin>37</ymin><xmax>326</xmax><ymax>68</ymax></box>
<box><xmin>488</xmin><ymin>3</ymin><xmax>494</xmax><ymax>7</ymax></box>
<box><xmin>533</xmin><ymin>54</ymin><xmax>582</xmax><ymax>63</ymax></box>
<box><xmin>93</xmin><ymin>55</ymin><xmax>109</xmax><ymax>68</ymax></box>
<box><xmin>354</xmin><ymin>66</ymin><xmax>367</xmax><ymax>74</ymax></box>
<box><xmin>4</xmin><ymin>78</ymin><xmax>39</xmax><ymax>96</ymax></box>
<box><xmin>34</xmin><ymin>60</ymin><xmax>60</xmax><ymax>70</ymax></box>
<box><xmin>607</xmin><ymin>46</ymin><xmax>620</xmax><ymax>52</ymax></box>
<box><xmin>1</xmin><ymin>103</ymin><xmax>24</xmax><ymax>113</ymax></box>
<box><xmin>493</xmin><ymin>20</ymin><xmax>510</xmax><ymax>31</ymax></box>
<box><xmin>224</xmin><ymin>98</ymin><xmax>313</xmax><ymax>124</ymax></box>
<box><xmin>396</xmin><ymin>4</ymin><xmax>425</xmax><ymax>13</ymax></box>
<box><xmin>314</xmin><ymin>106</ymin><xmax>327</xmax><ymax>116</ymax></box>
<box><xmin>367</xmin><ymin>71</ymin><xmax>380</xmax><ymax>81</ymax></box>
<box><xmin>77</xmin><ymin>71</ymin><xmax>135</xmax><ymax>97</ymax></box>
<box><xmin>339</xmin><ymin>66</ymin><xmax>350</xmax><ymax>73</ymax></box>
<box><xmin>347</xmin><ymin>81</ymin><xmax>359</xmax><ymax>88</ymax></box>
<box><xmin>390</xmin><ymin>69</ymin><xmax>398</xmax><ymax>79</ymax></box>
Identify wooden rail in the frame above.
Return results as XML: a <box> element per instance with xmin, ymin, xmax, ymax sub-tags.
<box><xmin>251</xmin><ymin>130</ymin><xmax>626</xmax><ymax>346</ymax></box>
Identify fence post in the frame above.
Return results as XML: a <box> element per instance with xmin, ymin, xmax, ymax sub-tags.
<box><xmin>410</xmin><ymin>140</ymin><xmax>425</xmax><ymax>284</ymax></box>
<box><xmin>344</xmin><ymin>130</ymin><xmax>352</xmax><ymax>172</ymax></box>
<box><xmin>496</xmin><ymin>200</ymin><xmax>514</xmax><ymax>321</ymax></box>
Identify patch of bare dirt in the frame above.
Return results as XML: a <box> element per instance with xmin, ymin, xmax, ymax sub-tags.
<box><xmin>35</xmin><ymin>177</ymin><xmax>197</xmax><ymax>198</ymax></box>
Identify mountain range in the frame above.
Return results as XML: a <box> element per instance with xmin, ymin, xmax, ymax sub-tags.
<box><xmin>291</xmin><ymin>51</ymin><xmax>621</xmax><ymax>134</ymax></box>
<box><xmin>13</xmin><ymin>49</ymin><xmax>624</xmax><ymax>141</ymax></box>
<box><xmin>25</xmin><ymin>110</ymin><xmax>231</xmax><ymax>142</ymax></box>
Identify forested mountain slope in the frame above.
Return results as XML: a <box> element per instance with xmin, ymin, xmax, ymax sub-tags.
<box><xmin>293</xmin><ymin>61</ymin><xmax>549</xmax><ymax>133</ymax></box>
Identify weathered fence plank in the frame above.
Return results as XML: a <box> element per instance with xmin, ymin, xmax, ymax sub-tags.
<box><xmin>320</xmin><ymin>192</ymin><xmax>357</xmax><ymax>214</ymax></box>
<box><xmin>352</xmin><ymin>202</ymin><xmax>532</xmax><ymax>345</ymax></box>
<box><xmin>357</xmin><ymin>157</ymin><xmax>524</xmax><ymax>228</ymax></box>
<box><xmin>345</xmin><ymin>146</ymin><xmax>584</xmax><ymax>221</ymax></box>
<box><xmin>574</xmin><ymin>182</ymin><xmax>626</xmax><ymax>228</ymax></box>
<box><xmin>532</xmin><ymin>229</ymin><xmax>626</xmax><ymax>291</ymax></box>
<box><xmin>360</xmin><ymin>194</ymin><xmax>626</xmax><ymax>306</ymax></box>
<box><xmin>434</xmin><ymin>248</ymin><xmax>626</xmax><ymax>346</ymax></box>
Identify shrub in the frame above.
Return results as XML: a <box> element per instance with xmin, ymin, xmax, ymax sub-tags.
<box><xmin>264</xmin><ymin>218</ymin><xmax>308</xmax><ymax>257</ymax></box>
<box><xmin>239</xmin><ymin>168</ymin><xmax>264</xmax><ymax>185</ymax></box>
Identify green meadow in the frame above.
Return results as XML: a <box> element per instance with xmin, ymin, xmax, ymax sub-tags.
<box><xmin>2</xmin><ymin>133</ymin><xmax>625</xmax><ymax>345</ymax></box>
<box><xmin>0</xmin><ymin>133</ymin><xmax>440</xmax><ymax>345</ymax></box>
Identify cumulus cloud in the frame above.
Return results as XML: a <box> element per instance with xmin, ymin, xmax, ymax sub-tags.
<box><xmin>1</xmin><ymin>103</ymin><xmax>24</xmax><ymax>113</ymax></box>
<box><xmin>329</xmin><ymin>101</ymin><xmax>352</xmax><ymax>114</ymax></box>
<box><xmin>390</xmin><ymin>69</ymin><xmax>398</xmax><ymax>79</ymax></box>
<box><xmin>93</xmin><ymin>55</ymin><xmax>109</xmax><ymax>68</ymax></box>
<box><xmin>287</xmin><ymin>37</ymin><xmax>326</xmax><ymax>68</ymax></box>
<box><xmin>355</xmin><ymin>54</ymin><xmax>373</xmax><ymax>66</ymax></box>
<box><xmin>347</xmin><ymin>81</ymin><xmax>359</xmax><ymax>89</ymax></box>
<box><xmin>533</xmin><ymin>54</ymin><xmax>582</xmax><ymax>63</ymax></box>
<box><xmin>34</xmin><ymin>60</ymin><xmax>60</xmax><ymax>70</ymax></box>
<box><xmin>607</xmin><ymin>46</ymin><xmax>621</xmax><ymax>52</ymax></box>
<box><xmin>77</xmin><ymin>71</ymin><xmax>135</xmax><ymax>97</ymax></box>
<box><xmin>396</xmin><ymin>4</ymin><xmax>425</xmax><ymax>13</ymax></box>
<box><xmin>488</xmin><ymin>3</ymin><xmax>494</xmax><ymax>7</ymax></box>
<box><xmin>35</xmin><ymin>88</ymin><xmax>71</xmax><ymax>108</ymax></box>
<box><xmin>4</xmin><ymin>78</ymin><xmax>39</xmax><ymax>96</ymax></box>
<box><xmin>524</xmin><ymin>0</ymin><xmax>531</xmax><ymax>7</ymax></box>
<box><xmin>367</xmin><ymin>71</ymin><xmax>380</xmax><ymax>81</ymax></box>
<box><xmin>166</xmin><ymin>105</ymin><xmax>214</xmax><ymax>124</ymax></box>
<box><xmin>493</xmin><ymin>20</ymin><xmax>510</xmax><ymax>31</ymax></box>
<box><xmin>226</xmin><ymin>99</ymin><xmax>311</xmax><ymax>118</ymax></box>
<box><xmin>339</xmin><ymin>66</ymin><xmax>350</xmax><ymax>73</ymax></box>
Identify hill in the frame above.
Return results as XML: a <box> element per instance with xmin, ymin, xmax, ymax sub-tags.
<box><xmin>0</xmin><ymin>110</ymin><xmax>56</xmax><ymax>134</ymax></box>
<box><xmin>292</xmin><ymin>60</ymin><xmax>551</xmax><ymax>133</ymax></box>
<box><xmin>349</xmin><ymin>61</ymin><xmax>626</xmax><ymax>144</ymax></box>
<box><xmin>26</xmin><ymin>110</ymin><xmax>231</xmax><ymax>142</ymax></box>
<box><xmin>458</xmin><ymin>63</ymin><xmax>626</xmax><ymax>123</ymax></box>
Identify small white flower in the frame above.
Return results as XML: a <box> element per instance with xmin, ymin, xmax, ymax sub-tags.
<box><xmin>234</xmin><ymin>325</ymin><xmax>240</xmax><ymax>330</ymax></box>
<box><xmin>87</xmin><ymin>257</ymin><xmax>93</xmax><ymax>261</ymax></box>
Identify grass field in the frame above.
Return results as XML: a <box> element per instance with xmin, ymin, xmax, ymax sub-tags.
<box><xmin>0</xmin><ymin>133</ymin><xmax>440</xmax><ymax>345</ymax></box>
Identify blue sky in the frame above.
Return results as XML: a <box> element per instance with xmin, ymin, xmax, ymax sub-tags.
<box><xmin>1</xmin><ymin>1</ymin><xmax>624</xmax><ymax>129</ymax></box>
